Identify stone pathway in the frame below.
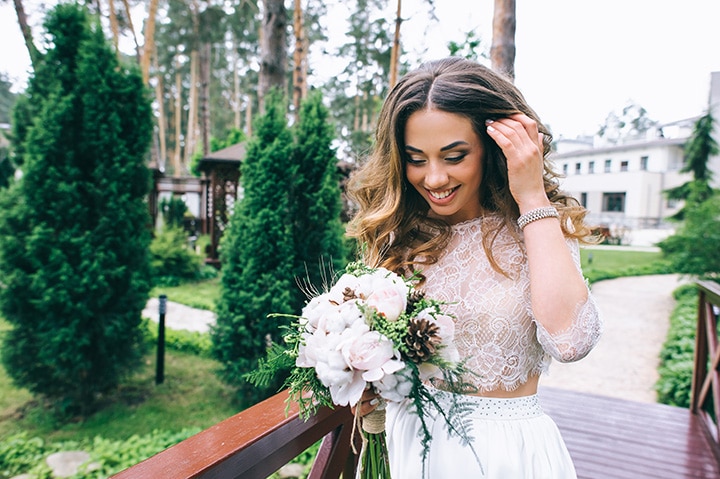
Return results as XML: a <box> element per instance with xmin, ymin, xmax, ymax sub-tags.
<box><xmin>143</xmin><ymin>296</ymin><xmax>216</xmax><ymax>333</ymax></box>
<box><xmin>539</xmin><ymin>274</ymin><xmax>687</xmax><ymax>403</ymax></box>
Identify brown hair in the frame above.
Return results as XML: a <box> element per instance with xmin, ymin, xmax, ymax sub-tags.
<box><xmin>346</xmin><ymin>57</ymin><xmax>592</xmax><ymax>279</ymax></box>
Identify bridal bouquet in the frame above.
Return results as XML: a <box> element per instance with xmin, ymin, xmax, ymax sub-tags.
<box><xmin>246</xmin><ymin>261</ymin><xmax>475</xmax><ymax>478</ymax></box>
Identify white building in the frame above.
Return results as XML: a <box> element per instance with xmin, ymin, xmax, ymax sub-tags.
<box><xmin>549</xmin><ymin>72</ymin><xmax>720</xmax><ymax>246</ymax></box>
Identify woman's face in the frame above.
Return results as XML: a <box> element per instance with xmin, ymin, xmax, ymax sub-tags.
<box><xmin>404</xmin><ymin>109</ymin><xmax>485</xmax><ymax>224</ymax></box>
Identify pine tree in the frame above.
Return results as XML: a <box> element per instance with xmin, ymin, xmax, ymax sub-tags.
<box><xmin>211</xmin><ymin>91</ymin><xmax>296</xmax><ymax>406</ymax></box>
<box><xmin>0</xmin><ymin>3</ymin><xmax>153</xmax><ymax>415</ymax></box>
<box><xmin>664</xmin><ymin>111</ymin><xmax>718</xmax><ymax>220</ymax></box>
<box><xmin>290</xmin><ymin>90</ymin><xmax>348</xmax><ymax>311</ymax></box>
<box><xmin>659</xmin><ymin>111</ymin><xmax>720</xmax><ymax>277</ymax></box>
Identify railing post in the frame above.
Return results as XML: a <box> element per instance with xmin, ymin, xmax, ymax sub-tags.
<box><xmin>691</xmin><ymin>287</ymin><xmax>709</xmax><ymax>414</ymax></box>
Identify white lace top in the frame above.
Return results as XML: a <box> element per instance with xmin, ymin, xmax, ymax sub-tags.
<box><xmin>417</xmin><ymin>215</ymin><xmax>602</xmax><ymax>392</ymax></box>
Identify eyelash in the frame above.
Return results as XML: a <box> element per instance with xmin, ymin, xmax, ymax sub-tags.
<box><xmin>406</xmin><ymin>153</ymin><xmax>467</xmax><ymax>165</ymax></box>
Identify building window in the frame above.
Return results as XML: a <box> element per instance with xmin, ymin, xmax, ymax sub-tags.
<box><xmin>580</xmin><ymin>192</ymin><xmax>587</xmax><ymax>207</ymax></box>
<box><xmin>588</xmin><ymin>161</ymin><xmax>595</xmax><ymax>174</ymax></box>
<box><xmin>640</xmin><ymin>156</ymin><xmax>648</xmax><ymax>170</ymax></box>
<box><xmin>620</xmin><ymin>160</ymin><xmax>629</xmax><ymax>172</ymax></box>
<box><xmin>602</xmin><ymin>192</ymin><xmax>626</xmax><ymax>212</ymax></box>
<box><xmin>604</xmin><ymin>159</ymin><xmax>612</xmax><ymax>173</ymax></box>
<box><xmin>562</xmin><ymin>163</ymin><xmax>568</xmax><ymax>175</ymax></box>
<box><xmin>575</xmin><ymin>162</ymin><xmax>582</xmax><ymax>174</ymax></box>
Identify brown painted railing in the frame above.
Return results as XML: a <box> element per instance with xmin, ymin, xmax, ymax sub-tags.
<box><xmin>691</xmin><ymin>280</ymin><xmax>720</xmax><ymax>462</ymax></box>
<box><xmin>110</xmin><ymin>389</ymin><xmax>358</xmax><ymax>478</ymax></box>
<box><xmin>112</xmin><ymin>280</ymin><xmax>720</xmax><ymax>478</ymax></box>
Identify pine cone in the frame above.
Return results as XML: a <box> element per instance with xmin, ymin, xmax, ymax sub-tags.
<box><xmin>342</xmin><ymin>287</ymin><xmax>357</xmax><ymax>302</ymax></box>
<box><xmin>404</xmin><ymin>317</ymin><xmax>441</xmax><ymax>363</ymax></box>
<box><xmin>405</xmin><ymin>289</ymin><xmax>425</xmax><ymax>314</ymax></box>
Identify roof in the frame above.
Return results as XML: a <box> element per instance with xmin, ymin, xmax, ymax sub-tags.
<box><xmin>198</xmin><ymin>142</ymin><xmax>246</xmax><ymax>169</ymax></box>
<box><xmin>551</xmin><ymin>137</ymin><xmax>686</xmax><ymax>159</ymax></box>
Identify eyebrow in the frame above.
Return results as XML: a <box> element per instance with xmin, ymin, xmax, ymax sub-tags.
<box><xmin>405</xmin><ymin>141</ymin><xmax>470</xmax><ymax>153</ymax></box>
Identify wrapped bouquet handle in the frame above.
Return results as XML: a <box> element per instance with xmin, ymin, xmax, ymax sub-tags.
<box><xmin>362</xmin><ymin>407</ymin><xmax>386</xmax><ymax>435</ymax></box>
<box><xmin>357</xmin><ymin>406</ymin><xmax>392</xmax><ymax>478</ymax></box>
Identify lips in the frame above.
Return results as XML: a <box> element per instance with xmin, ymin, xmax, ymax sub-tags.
<box><xmin>427</xmin><ymin>186</ymin><xmax>459</xmax><ymax>202</ymax></box>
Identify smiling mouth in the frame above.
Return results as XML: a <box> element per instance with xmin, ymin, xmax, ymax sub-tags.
<box><xmin>427</xmin><ymin>186</ymin><xmax>459</xmax><ymax>200</ymax></box>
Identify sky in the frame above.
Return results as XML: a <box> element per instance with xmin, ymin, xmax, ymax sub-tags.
<box><xmin>2</xmin><ymin>0</ymin><xmax>720</xmax><ymax>138</ymax></box>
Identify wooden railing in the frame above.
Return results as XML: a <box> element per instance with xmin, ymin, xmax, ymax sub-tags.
<box><xmin>110</xmin><ymin>390</ymin><xmax>358</xmax><ymax>478</ymax></box>
<box><xmin>112</xmin><ymin>280</ymin><xmax>720</xmax><ymax>478</ymax></box>
<box><xmin>691</xmin><ymin>280</ymin><xmax>720</xmax><ymax>462</ymax></box>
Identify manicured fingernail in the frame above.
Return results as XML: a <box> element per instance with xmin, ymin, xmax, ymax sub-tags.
<box><xmin>485</xmin><ymin>119</ymin><xmax>494</xmax><ymax>124</ymax></box>
<box><xmin>369</xmin><ymin>398</ymin><xmax>379</xmax><ymax>405</ymax></box>
<box><xmin>486</xmin><ymin>124</ymin><xmax>495</xmax><ymax>132</ymax></box>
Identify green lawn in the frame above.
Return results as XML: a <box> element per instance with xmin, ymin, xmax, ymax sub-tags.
<box><xmin>0</xmin><ymin>317</ymin><xmax>238</xmax><ymax>443</ymax></box>
<box><xmin>150</xmin><ymin>276</ymin><xmax>221</xmax><ymax>311</ymax></box>
<box><xmin>579</xmin><ymin>246</ymin><xmax>668</xmax><ymax>284</ymax></box>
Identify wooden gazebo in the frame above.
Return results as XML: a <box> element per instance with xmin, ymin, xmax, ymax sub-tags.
<box><xmin>196</xmin><ymin>142</ymin><xmax>245</xmax><ymax>266</ymax></box>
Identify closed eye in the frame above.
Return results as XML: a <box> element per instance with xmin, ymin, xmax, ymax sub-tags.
<box><xmin>445</xmin><ymin>152</ymin><xmax>468</xmax><ymax>163</ymax></box>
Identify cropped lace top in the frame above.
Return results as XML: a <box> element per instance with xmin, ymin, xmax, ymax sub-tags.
<box><xmin>417</xmin><ymin>215</ymin><xmax>602</xmax><ymax>392</ymax></box>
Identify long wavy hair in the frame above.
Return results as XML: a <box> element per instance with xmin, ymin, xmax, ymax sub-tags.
<box><xmin>346</xmin><ymin>57</ymin><xmax>592</xmax><ymax>279</ymax></box>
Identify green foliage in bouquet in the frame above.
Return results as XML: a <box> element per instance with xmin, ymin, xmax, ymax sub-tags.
<box><xmin>247</xmin><ymin>260</ymin><xmax>481</xmax><ymax>477</ymax></box>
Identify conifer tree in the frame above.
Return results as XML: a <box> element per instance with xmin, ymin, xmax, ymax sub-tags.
<box><xmin>211</xmin><ymin>91</ymin><xmax>296</xmax><ymax>406</ymax></box>
<box><xmin>0</xmin><ymin>3</ymin><xmax>152</xmax><ymax>414</ymax></box>
<box><xmin>659</xmin><ymin>111</ymin><xmax>720</xmax><ymax>277</ymax></box>
<box><xmin>290</xmin><ymin>90</ymin><xmax>348</xmax><ymax>311</ymax></box>
<box><xmin>664</xmin><ymin>111</ymin><xmax>718</xmax><ymax>220</ymax></box>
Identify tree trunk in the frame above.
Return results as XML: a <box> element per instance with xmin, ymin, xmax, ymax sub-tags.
<box><xmin>389</xmin><ymin>0</ymin><xmax>402</xmax><ymax>88</ymax></box>
<box><xmin>153</xmin><ymin>48</ymin><xmax>167</xmax><ymax>170</ymax></box>
<box><xmin>491</xmin><ymin>0</ymin><xmax>516</xmax><ymax>81</ymax></box>
<box><xmin>259</xmin><ymin>0</ymin><xmax>288</xmax><ymax>113</ymax></box>
<box><xmin>292</xmin><ymin>0</ymin><xmax>305</xmax><ymax>120</ymax></box>
<box><xmin>120</xmin><ymin>0</ymin><xmax>141</xmax><ymax>59</ymax></box>
<box><xmin>173</xmin><ymin>64</ymin><xmax>182</xmax><ymax>174</ymax></box>
<box><xmin>232</xmin><ymin>36</ymin><xmax>241</xmax><ymax>130</ymax></box>
<box><xmin>199</xmin><ymin>41</ymin><xmax>211</xmax><ymax>156</ymax></box>
<box><xmin>13</xmin><ymin>0</ymin><xmax>39</xmax><ymax>67</ymax></box>
<box><xmin>108</xmin><ymin>0</ymin><xmax>120</xmax><ymax>54</ymax></box>
<box><xmin>184</xmin><ymin>49</ymin><xmax>199</xmax><ymax>175</ymax></box>
<box><xmin>245</xmin><ymin>96</ymin><xmax>253</xmax><ymax>136</ymax></box>
<box><xmin>141</xmin><ymin>0</ymin><xmax>160</xmax><ymax>84</ymax></box>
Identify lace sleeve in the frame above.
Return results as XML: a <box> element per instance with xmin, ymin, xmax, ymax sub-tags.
<box><xmin>533</xmin><ymin>240</ymin><xmax>603</xmax><ymax>363</ymax></box>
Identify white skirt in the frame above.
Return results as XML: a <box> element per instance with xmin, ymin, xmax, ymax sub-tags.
<box><xmin>385</xmin><ymin>391</ymin><xmax>577</xmax><ymax>479</ymax></box>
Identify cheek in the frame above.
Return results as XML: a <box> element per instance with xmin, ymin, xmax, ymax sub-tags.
<box><xmin>404</xmin><ymin>165</ymin><xmax>422</xmax><ymax>188</ymax></box>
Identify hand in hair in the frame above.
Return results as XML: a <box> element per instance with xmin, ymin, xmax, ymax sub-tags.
<box><xmin>485</xmin><ymin>113</ymin><xmax>550</xmax><ymax>213</ymax></box>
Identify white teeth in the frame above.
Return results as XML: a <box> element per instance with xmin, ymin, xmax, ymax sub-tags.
<box><xmin>429</xmin><ymin>188</ymin><xmax>455</xmax><ymax>199</ymax></box>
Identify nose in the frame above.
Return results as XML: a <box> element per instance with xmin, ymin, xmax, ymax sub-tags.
<box><xmin>425</xmin><ymin>160</ymin><xmax>449</xmax><ymax>189</ymax></box>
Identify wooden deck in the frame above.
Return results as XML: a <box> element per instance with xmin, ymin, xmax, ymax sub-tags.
<box><xmin>540</xmin><ymin>386</ymin><xmax>720</xmax><ymax>479</ymax></box>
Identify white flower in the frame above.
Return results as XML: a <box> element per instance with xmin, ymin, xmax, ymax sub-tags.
<box><xmin>362</xmin><ymin>269</ymin><xmax>409</xmax><ymax>321</ymax></box>
<box><xmin>375</xmin><ymin>366</ymin><xmax>414</xmax><ymax>402</ymax></box>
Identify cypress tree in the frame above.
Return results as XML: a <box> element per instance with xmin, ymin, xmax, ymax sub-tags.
<box><xmin>0</xmin><ymin>4</ymin><xmax>152</xmax><ymax>414</ymax></box>
<box><xmin>212</xmin><ymin>91</ymin><xmax>296</xmax><ymax>406</ymax></box>
<box><xmin>290</xmin><ymin>90</ymin><xmax>348</xmax><ymax>311</ymax></box>
<box><xmin>659</xmin><ymin>111</ymin><xmax>720</xmax><ymax>277</ymax></box>
<box><xmin>664</xmin><ymin>111</ymin><xmax>718</xmax><ymax>220</ymax></box>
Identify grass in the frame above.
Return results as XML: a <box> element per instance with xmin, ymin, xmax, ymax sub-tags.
<box><xmin>150</xmin><ymin>276</ymin><xmax>221</xmax><ymax>311</ymax></box>
<box><xmin>0</xmin><ymin>317</ymin><xmax>238</xmax><ymax>443</ymax></box>
<box><xmin>579</xmin><ymin>246</ymin><xmax>668</xmax><ymax>284</ymax></box>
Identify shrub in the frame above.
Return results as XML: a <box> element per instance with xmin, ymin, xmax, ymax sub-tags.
<box><xmin>0</xmin><ymin>429</ymin><xmax>199</xmax><ymax>479</ymax></box>
<box><xmin>143</xmin><ymin>320</ymin><xmax>213</xmax><ymax>358</ymax></box>
<box><xmin>654</xmin><ymin>284</ymin><xmax>698</xmax><ymax>408</ymax></box>
<box><xmin>149</xmin><ymin>226</ymin><xmax>204</xmax><ymax>286</ymax></box>
<box><xmin>0</xmin><ymin>4</ymin><xmax>152</xmax><ymax>415</ymax></box>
